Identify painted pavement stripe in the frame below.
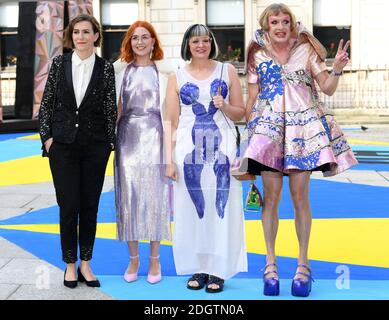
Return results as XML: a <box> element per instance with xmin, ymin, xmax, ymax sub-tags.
<box><xmin>0</xmin><ymin>229</ymin><xmax>388</xmax><ymax>281</ymax></box>
<box><xmin>1</xmin><ymin>218</ymin><xmax>389</xmax><ymax>268</ymax></box>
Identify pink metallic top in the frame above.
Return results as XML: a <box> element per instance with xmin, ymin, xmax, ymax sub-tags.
<box><xmin>235</xmin><ymin>24</ymin><xmax>358</xmax><ymax>176</ymax></box>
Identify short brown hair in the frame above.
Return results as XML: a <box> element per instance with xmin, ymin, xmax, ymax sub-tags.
<box><xmin>120</xmin><ymin>21</ymin><xmax>164</xmax><ymax>63</ymax></box>
<box><xmin>64</xmin><ymin>14</ymin><xmax>102</xmax><ymax>49</ymax></box>
<box><xmin>259</xmin><ymin>3</ymin><xmax>297</xmax><ymax>32</ymax></box>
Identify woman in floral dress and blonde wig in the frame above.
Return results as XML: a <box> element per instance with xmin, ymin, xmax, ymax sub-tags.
<box><xmin>238</xmin><ymin>3</ymin><xmax>358</xmax><ymax>297</ymax></box>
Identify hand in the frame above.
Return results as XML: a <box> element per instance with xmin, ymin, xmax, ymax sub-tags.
<box><xmin>165</xmin><ymin>163</ymin><xmax>178</xmax><ymax>182</ymax></box>
<box><xmin>212</xmin><ymin>94</ymin><xmax>225</xmax><ymax>109</ymax></box>
<box><xmin>333</xmin><ymin>39</ymin><xmax>350</xmax><ymax>73</ymax></box>
<box><xmin>45</xmin><ymin>138</ymin><xmax>53</xmax><ymax>153</ymax></box>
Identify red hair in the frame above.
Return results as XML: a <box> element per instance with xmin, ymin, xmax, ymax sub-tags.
<box><xmin>246</xmin><ymin>41</ymin><xmax>261</xmax><ymax>76</ymax></box>
<box><xmin>120</xmin><ymin>21</ymin><xmax>164</xmax><ymax>62</ymax></box>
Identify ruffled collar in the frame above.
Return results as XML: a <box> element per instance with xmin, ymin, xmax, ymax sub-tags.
<box><xmin>251</xmin><ymin>22</ymin><xmax>327</xmax><ymax>61</ymax></box>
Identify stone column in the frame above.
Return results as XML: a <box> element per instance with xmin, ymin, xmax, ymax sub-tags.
<box><xmin>151</xmin><ymin>0</ymin><xmax>195</xmax><ymax>59</ymax></box>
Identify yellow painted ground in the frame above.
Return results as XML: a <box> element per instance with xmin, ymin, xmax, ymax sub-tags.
<box><xmin>2</xmin><ymin>136</ymin><xmax>389</xmax><ymax>270</ymax></box>
<box><xmin>1</xmin><ymin>136</ymin><xmax>386</xmax><ymax>187</ymax></box>
<box><xmin>17</xmin><ymin>134</ymin><xmax>40</xmax><ymax>140</ymax></box>
<box><xmin>348</xmin><ymin>139</ymin><xmax>389</xmax><ymax>146</ymax></box>
<box><xmin>0</xmin><ymin>154</ymin><xmax>114</xmax><ymax>186</ymax></box>
<box><xmin>1</xmin><ymin>218</ymin><xmax>389</xmax><ymax>268</ymax></box>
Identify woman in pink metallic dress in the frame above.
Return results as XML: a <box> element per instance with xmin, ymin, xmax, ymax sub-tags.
<box><xmin>240</xmin><ymin>3</ymin><xmax>358</xmax><ymax>297</ymax></box>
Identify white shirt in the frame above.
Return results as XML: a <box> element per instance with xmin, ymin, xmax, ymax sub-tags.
<box><xmin>72</xmin><ymin>52</ymin><xmax>96</xmax><ymax>108</ymax></box>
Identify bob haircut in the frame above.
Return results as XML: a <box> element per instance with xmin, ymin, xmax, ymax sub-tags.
<box><xmin>64</xmin><ymin>14</ymin><xmax>102</xmax><ymax>48</ymax></box>
<box><xmin>181</xmin><ymin>24</ymin><xmax>219</xmax><ymax>61</ymax></box>
<box><xmin>259</xmin><ymin>3</ymin><xmax>297</xmax><ymax>33</ymax></box>
<box><xmin>120</xmin><ymin>20</ymin><xmax>164</xmax><ymax>63</ymax></box>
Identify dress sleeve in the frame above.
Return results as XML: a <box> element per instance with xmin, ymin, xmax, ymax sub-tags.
<box><xmin>38</xmin><ymin>55</ymin><xmax>61</xmax><ymax>146</ymax></box>
<box><xmin>309</xmin><ymin>50</ymin><xmax>327</xmax><ymax>78</ymax></box>
<box><xmin>247</xmin><ymin>63</ymin><xmax>258</xmax><ymax>84</ymax></box>
<box><xmin>103</xmin><ymin>61</ymin><xmax>118</xmax><ymax>148</ymax></box>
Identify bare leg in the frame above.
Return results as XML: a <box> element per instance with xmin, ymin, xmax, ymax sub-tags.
<box><xmin>126</xmin><ymin>241</ymin><xmax>140</xmax><ymax>274</ymax></box>
<box><xmin>65</xmin><ymin>262</ymin><xmax>77</xmax><ymax>281</ymax></box>
<box><xmin>79</xmin><ymin>260</ymin><xmax>97</xmax><ymax>281</ymax></box>
<box><xmin>261</xmin><ymin>171</ymin><xmax>283</xmax><ymax>278</ymax></box>
<box><xmin>149</xmin><ymin>241</ymin><xmax>161</xmax><ymax>276</ymax></box>
<box><xmin>289</xmin><ymin>171</ymin><xmax>312</xmax><ymax>279</ymax></box>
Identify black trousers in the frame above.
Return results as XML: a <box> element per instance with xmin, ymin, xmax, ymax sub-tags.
<box><xmin>49</xmin><ymin>139</ymin><xmax>111</xmax><ymax>263</ymax></box>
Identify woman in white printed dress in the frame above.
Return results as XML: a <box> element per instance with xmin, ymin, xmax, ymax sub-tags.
<box><xmin>165</xmin><ymin>24</ymin><xmax>247</xmax><ymax>293</ymax></box>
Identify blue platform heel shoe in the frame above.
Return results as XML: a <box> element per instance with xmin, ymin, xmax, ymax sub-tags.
<box><xmin>262</xmin><ymin>263</ymin><xmax>280</xmax><ymax>296</ymax></box>
<box><xmin>291</xmin><ymin>264</ymin><xmax>314</xmax><ymax>297</ymax></box>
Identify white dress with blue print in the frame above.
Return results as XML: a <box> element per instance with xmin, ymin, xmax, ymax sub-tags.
<box><xmin>172</xmin><ymin>62</ymin><xmax>247</xmax><ymax>280</ymax></box>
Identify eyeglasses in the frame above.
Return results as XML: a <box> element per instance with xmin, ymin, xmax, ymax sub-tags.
<box><xmin>131</xmin><ymin>35</ymin><xmax>152</xmax><ymax>43</ymax></box>
<box><xmin>189</xmin><ymin>37</ymin><xmax>212</xmax><ymax>46</ymax></box>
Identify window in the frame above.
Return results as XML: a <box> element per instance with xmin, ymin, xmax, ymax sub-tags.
<box><xmin>313</xmin><ymin>0</ymin><xmax>351</xmax><ymax>60</ymax></box>
<box><xmin>206</xmin><ymin>0</ymin><xmax>245</xmax><ymax>73</ymax></box>
<box><xmin>313</xmin><ymin>26</ymin><xmax>350</xmax><ymax>59</ymax></box>
<box><xmin>0</xmin><ymin>27</ymin><xmax>18</xmax><ymax>68</ymax></box>
<box><xmin>0</xmin><ymin>1</ymin><xmax>18</xmax><ymax>68</ymax></box>
<box><xmin>102</xmin><ymin>26</ymin><xmax>129</xmax><ymax>62</ymax></box>
<box><xmin>101</xmin><ymin>0</ymin><xmax>138</xmax><ymax>62</ymax></box>
<box><xmin>0</xmin><ymin>1</ymin><xmax>18</xmax><ymax>28</ymax></box>
<box><xmin>0</xmin><ymin>1</ymin><xmax>18</xmax><ymax>108</ymax></box>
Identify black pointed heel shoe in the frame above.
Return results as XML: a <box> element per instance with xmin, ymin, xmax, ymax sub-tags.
<box><xmin>63</xmin><ymin>269</ymin><xmax>77</xmax><ymax>289</ymax></box>
<box><xmin>77</xmin><ymin>267</ymin><xmax>101</xmax><ymax>287</ymax></box>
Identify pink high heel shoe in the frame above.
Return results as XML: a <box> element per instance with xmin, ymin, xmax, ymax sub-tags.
<box><xmin>124</xmin><ymin>255</ymin><xmax>140</xmax><ymax>283</ymax></box>
<box><xmin>147</xmin><ymin>255</ymin><xmax>161</xmax><ymax>284</ymax></box>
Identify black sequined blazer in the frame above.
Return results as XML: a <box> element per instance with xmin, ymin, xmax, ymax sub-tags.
<box><xmin>38</xmin><ymin>52</ymin><xmax>117</xmax><ymax>156</ymax></box>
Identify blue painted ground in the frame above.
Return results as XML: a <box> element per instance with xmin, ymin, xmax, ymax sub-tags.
<box><xmin>0</xmin><ymin>139</ymin><xmax>42</xmax><ymax>162</ymax></box>
<box><xmin>0</xmin><ymin>133</ymin><xmax>33</xmax><ymax>142</ymax></box>
<box><xmin>2</xmin><ymin>228</ymin><xmax>389</xmax><ymax>280</ymax></box>
<box><xmin>97</xmin><ymin>277</ymin><xmax>389</xmax><ymax>300</ymax></box>
<box><xmin>2</xmin><ymin>131</ymin><xmax>389</xmax><ymax>170</ymax></box>
<box><xmin>1</xmin><ymin>228</ymin><xmax>389</xmax><ymax>300</ymax></box>
<box><xmin>1</xmin><ymin>131</ymin><xmax>389</xmax><ymax>299</ymax></box>
<box><xmin>2</xmin><ymin>178</ymin><xmax>388</xmax><ymax>228</ymax></box>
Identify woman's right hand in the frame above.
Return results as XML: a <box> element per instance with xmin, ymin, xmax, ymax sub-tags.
<box><xmin>332</xmin><ymin>39</ymin><xmax>350</xmax><ymax>73</ymax></box>
<box><xmin>165</xmin><ymin>163</ymin><xmax>178</xmax><ymax>182</ymax></box>
<box><xmin>45</xmin><ymin>138</ymin><xmax>53</xmax><ymax>153</ymax></box>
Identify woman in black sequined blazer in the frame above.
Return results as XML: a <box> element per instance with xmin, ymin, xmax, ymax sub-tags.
<box><xmin>38</xmin><ymin>14</ymin><xmax>117</xmax><ymax>289</ymax></box>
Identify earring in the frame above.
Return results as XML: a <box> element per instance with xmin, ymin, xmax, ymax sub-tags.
<box><xmin>150</xmin><ymin>46</ymin><xmax>154</xmax><ymax>59</ymax></box>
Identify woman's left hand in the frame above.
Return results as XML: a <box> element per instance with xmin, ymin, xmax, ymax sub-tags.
<box><xmin>333</xmin><ymin>39</ymin><xmax>350</xmax><ymax>73</ymax></box>
<box><xmin>213</xmin><ymin>95</ymin><xmax>225</xmax><ymax>109</ymax></box>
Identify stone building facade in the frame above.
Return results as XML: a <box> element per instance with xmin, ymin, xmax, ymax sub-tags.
<box><xmin>1</xmin><ymin>0</ymin><xmax>389</xmax><ymax>117</ymax></box>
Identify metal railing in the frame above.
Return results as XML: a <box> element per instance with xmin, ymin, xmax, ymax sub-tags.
<box><xmin>317</xmin><ymin>66</ymin><xmax>389</xmax><ymax>111</ymax></box>
<box><xmin>239</xmin><ymin>65</ymin><xmax>389</xmax><ymax>112</ymax></box>
<box><xmin>2</xmin><ymin>65</ymin><xmax>389</xmax><ymax>113</ymax></box>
